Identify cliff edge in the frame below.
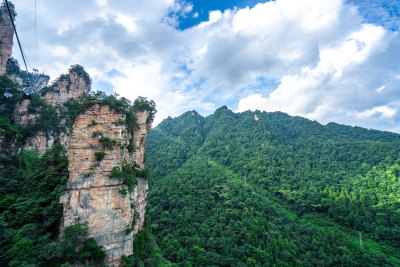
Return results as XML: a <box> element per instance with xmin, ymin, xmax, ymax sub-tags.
<box><xmin>60</xmin><ymin>97</ymin><xmax>155</xmax><ymax>265</ymax></box>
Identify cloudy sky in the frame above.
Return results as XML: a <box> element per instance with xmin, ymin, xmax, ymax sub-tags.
<box><xmin>10</xmin><ymin>0</ymin><xmax>400</xmax><ymax>131</ymax></box>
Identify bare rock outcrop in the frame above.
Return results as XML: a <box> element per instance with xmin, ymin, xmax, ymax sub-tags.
<box><xmin>0</xmin><ymin>3</ymin><xmax>14</xmax><ymax>75</ymax></box>
<box><xmin>13</xmin><ymin>68</ymin><xmax>90</xmax><ymax>153</ymax></box>
<box><xmin>42</xmin><ymin>71</ymin><xmax>90</xmax><ymax>108</ymax></box>
<box><xmin>60</xmin><ymin>105</ymin><xmax>152</xmax><ymax>266</ymax></box>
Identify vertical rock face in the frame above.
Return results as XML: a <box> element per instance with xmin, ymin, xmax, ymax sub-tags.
<box><xmin>42</xmin><ymin>71</ymin><xmax>90</xmax><ymax>108</ymax></box>
<box><xmin>60</xmin><ymin>105</ymin><xmax>152</xmax><ymax>266</ymax></box>
<box><xmin>0</xmin><ymin>4</ymin><xmax>14</xmax><ymax>75</ymax></box>
<box><xmin>13</xmin><ymin>69</ymin><xmax>90</xmax><ymax>153</ymax></box>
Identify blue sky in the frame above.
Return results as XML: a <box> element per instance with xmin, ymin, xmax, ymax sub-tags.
<box><xmin>10</xmin><ymin>0</ymin><xmax>400</xmax><ymax>132</ymax></box>
<box><xmin>172</xmin><ymin>0</ymin><xmax>267</xmax><ymax>29</ymax></box>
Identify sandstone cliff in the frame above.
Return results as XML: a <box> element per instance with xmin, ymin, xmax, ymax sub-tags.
<box><xmin>60</xmin><ymin>105</ymin><xmax>152</xmax><ymax>266</ymax></box>
<box><xmin>0</xmin><ymin>3</ymin><xmax>14</xmax><ymax>75</ymax></box>
<box><xmin>42</xmin><ymin>70</ymin><xmax>90</xmax><ymax>108</ymax></box>
<box><xmin>13</xmin><ymin>67</ymin><xmax>90</xmax><ymax>153</ymax></box>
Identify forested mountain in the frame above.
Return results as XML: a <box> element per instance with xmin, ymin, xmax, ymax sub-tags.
<box><xmin>145</xmin><ymin>106</ymin><xmax>400</xmax><ymax>266</ymax></box>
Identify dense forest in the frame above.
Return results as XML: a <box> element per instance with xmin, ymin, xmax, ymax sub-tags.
<box><xmin>145</xmin><ymin>106</ymin><xmax>400</xmax><ymax>266</ymax></box>
<box><xmin>2</xmin><ymin>64</ymin><xmax>400</xmax><ymax>266</ymax></box>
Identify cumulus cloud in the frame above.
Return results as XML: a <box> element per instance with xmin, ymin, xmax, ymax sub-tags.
<box><xmin>10</xmin><ymin>0</ymin><xmax>400</xmax><ymax>131</ymax></box>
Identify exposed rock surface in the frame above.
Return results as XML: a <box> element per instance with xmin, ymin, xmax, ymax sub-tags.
<box><xmin>13</xmin><ymin>69</ymin><xmax>90</xmax><ymax>153</ymax></box>
<box><xmin>0</xmin><ymin>4</ymin><xmax>14</xmax><ymax>75</ymax></box>
<box><xmin>60</xmin><ymin>105</ymin><xmax>152</xmax><ymax>266</ymax></box>
<box><xmin>13</xmin><ymin>99</ymin><xmax>38</xmax><ymax>125</ymax></box>
<box><xmin>42</xmin><ymin>71</ymin><xmax>90</xmax><ymax>108</ymax></box>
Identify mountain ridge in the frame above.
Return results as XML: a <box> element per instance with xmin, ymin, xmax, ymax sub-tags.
<box><xmin>145</xmin><ymin>106</ymin><xmax>400</xmax><ymax>266</ymax></box>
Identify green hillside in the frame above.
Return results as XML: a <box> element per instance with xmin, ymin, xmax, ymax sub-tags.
<box><xmin>145</xmin><ymin>106</ymin><xmax>400</xmax><ymax>266</ymax></box>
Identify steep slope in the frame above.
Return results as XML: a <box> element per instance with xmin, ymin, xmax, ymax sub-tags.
<box><xmin>146</xmin><ymin>107</ymin><xmax>400</xmax><ymax>266</ymax></box>
<box><xmin>0</xmin><ymin>68</ymin><xmax>157</xmax><ymax>265</ymax></box>
<box><xmin>61</xmin><ymin>102</ymin><xmax>153</xmax><ymax>266</ymax></box>
<box><xmin>0</xmin><ymin>2</ymin><xmax>14</xmax><ymax>75</ymax></box>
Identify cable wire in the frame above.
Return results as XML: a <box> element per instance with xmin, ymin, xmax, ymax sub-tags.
<box><xmin>35</xmin><ymin>0</ymin><xmax>37</xmax><ymax>65</ymax></box>
<box><xmin>3</xmin><ymin>0</ymin><xmax>30</xmax><ymax>73</ymax></box>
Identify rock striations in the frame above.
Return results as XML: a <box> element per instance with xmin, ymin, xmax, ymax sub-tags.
<box><xmin>9</xmin><ymin>69</ymin><xmax>153</xmax><ymax>264</ymax></box>
<box><xmin>0</xmin><ymin>3</ymin><xmax>14</xmax><ymax>75</ymax></box>
<box><xmin>60</xmin><ymin>105</ymin><xmax>152</xmax><ymax>266</ymax></box>
<box><xmin>42</xmin><ymin>71</ymin><xmax>90</xmax><ymax>108</ymax></box>
<box><xmin>13</xmin><ymin>68</ymin><xmax>91</xmax><ymax>153</ymax></box>
<box><xmin>0</xmin><ymin>3</ymin><xmax>154</xmax><ymax>263</ymax></box>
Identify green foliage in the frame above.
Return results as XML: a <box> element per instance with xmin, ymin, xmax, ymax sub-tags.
<box><xmin>0</xmin><ymin>143</ymin><xmax>106</xmax><ymax>266</ymax></box>
<box><xmin>119</xmin><ymin>188</ymin><xmax>128</xmax><ymax>196</ymax></box>
<box><xmin>64</xmin><ymin>92</ymin><xmax>152</xmax><ymax>156</ymax></box>
<box><xmin>145</xmin><ymin>107</ymin><xmax>400</xmax><ymax>266</ymax></box>
<box><xmin>127</xmin><ymin>142</ymin><xmax>136</xmax><ymax>153</ymax></box>
<box><xmin>88</xmin><ymin>119</ymin><xmax>97</xmax><ymax>126</ymax></box>
<box><xmin>0</xmin><ymin>116</ymin><xmax>21</xmax><ymax>144</ymax></box>
<box><xmin>42</xmin><ymin>65</ymin><xmax>90</xmax><ymax>94</ymax></box>
<box><xmin>98</xmin><ymin>136</ymin><xmax>117</xmax><ymax>149</ymax></box>
<box><xmin>136</xmin><ymin>167</ymin><xmax>151</xmax><ymax>179</ymax></box>
<box><xmin>122</xmin><ymin>219</ymin><xmax>169</xmax><ymax>266</ymax></box>
<box><xmin>114</xmin><ymin>118</ymin><xmax>126</xmax><ymax>126</ymax></box>
<box><xmin>133</xmin><ymin>96</ymin><xmax>157</xmax><ymax>123</ymax></box>
<box><xmin>0</xmin><ymin>144</ymin><xmax>69</xmax><ymax>266</ymax></box>
<box><xmin>110</xmin><ymin>163</ymin><xmax>137</xmax><ymax>189</ymax></box>
<box><xmin>62</xmin><ymin>219</ymin><xmax>106</xmax><ymax>266</ymax></box>
<box><xmin>0</xmin><ymin>78</ymin><xmax>60</xmax><ymax>143</ymax></box>
<box><xmin>79</xmin><ymin>238</ymin><xmax>106</xmax><ymax>265</ymax></box>
<box><xmin>0</xmin><ymin>1</ymin><xmax>17</xmax><ymax>20</ymax></box>
<box><xmin>68</xmin><ymin>64</ymin><xmax>92</xmax><ymax>87</ymax></box>
<box><xmin>6</xmin><ymin>57</ymin><xmax>21</xmax><ymax>76</ymax></box>
<box><xmin>94</xmin><ymin>151</ymin><xmax>106</xmax><ymax>162</ymax></box>
<box><xmin>0</xmin><ymin>75</ymin><xmax>23</xmax><ymax>117</ymax></box>
<box><xmin>21</xmin><ymin>94</ymin><xmax>60</xmax><ymax>141</ymax></box>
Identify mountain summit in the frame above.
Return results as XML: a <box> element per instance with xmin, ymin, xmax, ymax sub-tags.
<box><xmin>145</xmin><ymin>107</ymin><xmax>400</xmax><ymax>266</ymax></box>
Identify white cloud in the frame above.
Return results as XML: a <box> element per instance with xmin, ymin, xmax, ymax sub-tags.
<box><xmin>115</xmin><ymin>14</ymin><xmax>138</xmax><ymax>33</ymax></box>
<box><xmin>9</xmin><ymin>0</ymin><xmax>400</xmax><ymax>131</ymax></box>
<box><xmin>356</xmin><ymin>105</ymin><xmax>396</xmax><ymax>119</ymax></box>
<box><xmin>376</xmin><ymin>85</ymin><xmax>385</xmax><ymax>93</ymax></box>
<box><xmin>96</xmin><ymin>0</ymin><xmax>107</xmax><ymax>6</ymax></box>
<box><xmin>237</xmin><ymin>94</ymin><xmax>268</xmax><ymax>112</ymax></box>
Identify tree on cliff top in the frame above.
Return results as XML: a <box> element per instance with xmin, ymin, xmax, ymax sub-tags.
<box><xmin>68</xmin><ymin>64</ymin><xmax>92</xmax><ymax>87</ymax></box>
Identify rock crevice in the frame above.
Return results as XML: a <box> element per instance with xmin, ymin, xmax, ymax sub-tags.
<box><xmin>60</xmin><ymin>105</ymin><xmax>152</xmax><ymax>266</ymax></box>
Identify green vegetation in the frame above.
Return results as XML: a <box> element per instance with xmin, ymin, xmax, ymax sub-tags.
<box><xmin>0</xmin><ymin>76</ymin><xmax>58</xmax><ymax>143</ymax></box>
<box><xmin>6</xmin><ymin>58</ymin><xmax>21</xmax><ymax>76</ymax></box>
<box><xmin>0</xmin><ymin>144</ymin><xmax>106</xmax><ymax>266</ymax></box>
<box><xmin>145</xmin><ymin>107</ymin><xmax>400</xmax><ymax>266</ymax></box>
<box><xmin>88</xmin><ymin>119</ymin><xmax>97</xmax><ymax>126</ymax></box>
<box><xmin>110</xmin><ymin>164</ymin><xmax>137</xmax><ymax>189</ymax></box>
<box><xmin>98</xmin><ymin>136</ymin><xmax>117</xmax><ymax>149</ymax></box>
<box><xmin>0</xmin><ymin>1</ymin><xmax>16</xmax><ymax>21</ymax></box>
<box><xmin>41</xmin><ymin>64</ymin><xmax>89</xmax><ymax>95</ymax></box>
<box><xmin>68</xmin><ymin>64</ymin><xmax>92</xmax><ymax>87</ymax></box>
<box><xmin>133</xmin><ymin>96</ymin><xmax>157</xmax><ymax>123</ymax></box>
<box><xmin>119</xmin><ymin>188</ymin><xmax>128</xmax><ymax>196</ymax></box>
<box><xmin>110</xmin><ymin>161</ymin><xmax>152</xmax><ymax>190</ymax></box>
<box><xmin>94</xmin><ymin>151</ymin><xmax>106</xmax><ymax>162</ymax></box>
<box><xmin>6</xmin><ymin>57</ymin><xmax>50</xmax><ymax>87</ymax></box>
<box><xmin>22</xmin><ymin>94</ymin><xmax>60</xmax><ymax>140</ymax></box>
<box><xmin>136</xmin><ymin>167</ymin><xmax>151</xmax><ymax>179</ymax></box>
<box><xmin>0</xmin><ymin>56</ymin><xmax>158</xmax><ymax>265</ymax></box>
<box><xmin>62</xmin><ymin>219</ymin><xmax>106</xmax><ymax>266</ymax></box>
<box><xmin>122</xmin><ymin>220</ymin><xmax>169</xmax><ymax>266</ymax></box>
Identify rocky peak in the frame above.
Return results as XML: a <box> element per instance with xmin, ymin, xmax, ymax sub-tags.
<box><xmin>0</xmin><ymin>2</ymin><xmax>14</xmax><ymax>75</ymax></box>
<box><xmin>42</xmin><ymin>66</ymin><xmax>91</xmax><ymax>107</ymax></box>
